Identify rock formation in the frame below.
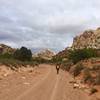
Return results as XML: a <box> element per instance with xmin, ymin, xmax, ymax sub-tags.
<box><xmin>0</xmin><ymin>44</ymin><xmax>15</xmax><ymax>54</ymax></box>
<box><xmin>32</xmin><ymin>49</ymin><xmax>55</xmax><ymax>60</ymax></box>
<box><xmin>72</xmin><ymin>28</ymin><xmax>100</xmax><ymax>49</ymax></box>
<box><xmin>56</xmin><ymin>27</ymin><xmax>100</xmax><ymax>59</ymax></box>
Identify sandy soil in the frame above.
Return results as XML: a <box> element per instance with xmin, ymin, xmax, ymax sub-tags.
<box><xmin>0</xmin><ymin>64</ymin><xmax>92</xmax><ymax>100</ymax></box>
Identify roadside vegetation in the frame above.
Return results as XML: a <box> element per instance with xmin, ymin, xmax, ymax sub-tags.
<box><xmin>0</xmin><ymin>47</ymin><xmax>39</xmax><ymax>70</ymax></box>
<box><xmin>0</xmin><ymin>46</ymin><xmax>53</xmax><ymax>70</ymax></box>
<box><xmin>68</xmin><ymin>48</ymin><xmax>97</xmax><ymax>64</ymax></box>
<box><xmin>52</xmin><ymin>48</ymin><xmax>100</xmax><ymax>94</ymax></box>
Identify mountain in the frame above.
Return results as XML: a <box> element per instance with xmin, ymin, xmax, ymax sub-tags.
<box><xmin>32</xmin><ymin>49</ymin><xmax>55</xmax><ymax>60</ymax></box>
<box><xmin>56</xmin><ymin>27</ymin><xmax>100</xmax><ymax>58</ymax></box>
<box><xmin>0</xmin><ymin>44</ymin><xmax>15</xmax><ymax>54</ymax></box>
<box><xmin>71</xmin><ymin>27</ymin><xmax>100</xmax><ymax>50</ymax></box>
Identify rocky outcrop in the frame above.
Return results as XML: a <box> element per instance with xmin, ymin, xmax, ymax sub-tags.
<box><xmin>0</xmin><ymin>44</ymin><xmax>15</xmax><ymax>54</ymax></box>
<box><xmin>55</xmin><ymin>27</ymin><xmax>100</xmax><ymax>60</ymax></box>
<box><xmin>72</xmin><ymin>28</ymin><xmax>100</xmax><ymax>49</ymax></box>
<box><xmin>32</xmin><ymin>49</ymin><xmax>55</xmax><ymax>60</ymax></box>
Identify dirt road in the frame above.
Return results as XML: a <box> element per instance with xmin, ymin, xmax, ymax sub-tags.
<box><xmin>0</xmin><ymin>64</ymin><xmax>91</xmax><ymax>100</ymax></box>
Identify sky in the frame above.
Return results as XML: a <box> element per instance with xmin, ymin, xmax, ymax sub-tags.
<box><xmin>0</xmin><ymin>0</ymin><xmax>100</xmax><ymax>52</ymax></box>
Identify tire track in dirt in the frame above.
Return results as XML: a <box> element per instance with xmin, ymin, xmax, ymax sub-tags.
<box><xmin>14</xmin><ymin>66</ymin><xmax>52</xmax><ymax>100</ymax></box>
<box><xmin>50</xmin><ymin>75</ymin><xmax>60</xmax><ymax>100</ymax></box>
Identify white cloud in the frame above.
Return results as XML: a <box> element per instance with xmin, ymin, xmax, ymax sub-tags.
<box><xmin>0</xmin><ymin>0</ymin><xmax>100</xmax><ymax>51</ymax></box>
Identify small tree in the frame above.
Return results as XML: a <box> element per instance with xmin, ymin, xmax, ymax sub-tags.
<box><xmin>13</xmin><ymin>47</ymin><xmax>32</xmax><ymax>61</ymax></box>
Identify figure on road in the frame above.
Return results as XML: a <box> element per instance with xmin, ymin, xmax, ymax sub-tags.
<box><xmin>56</xmin><ymin>63</ymin><xmax>60</xmax><ymax>74</ymax></box>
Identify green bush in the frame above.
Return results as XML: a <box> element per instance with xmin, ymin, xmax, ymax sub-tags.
<box><xmin>0</xmin><ymin>53</ymin><xmax>13</xmax><ymax>59</ymax></box>
<box><xmin>51</xmin><ymin>56</ymin><xmax>62</xmax><ymax>64</ymax></box>
<box><xmin>68</xmin><ymin>48</ymin><xmax>96</xmax><ymax>64</ymax></box>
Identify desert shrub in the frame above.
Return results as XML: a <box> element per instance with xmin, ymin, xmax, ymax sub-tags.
<box><xmin>33</xmin><ymin>57</ymin><xmax>51</xmax><ymax>64</ymax></box>
<box><xmin>61</xmin><ymin>63</ymin><xmax>71</xmax><ymax>71</ymax></box>
<box><xmin>13</xmin><ymin>47</ymin><xmax>32</xmax><ymax>61</ymax></box>
<box><xmin>72</xmin><ymin>63</ymin><xmax>84</xmax><ymax>77</ymax></box>
<box><xmin>0</xmin><ymin>53</ymin><xmax>13</xmax><ymax>59</ymax></box>
<box><xmin>0</xmin><ymin>58</ymin><xmax>36</xmax><ymax>69</ymax></box>
<box><xmin>83</xmin><ymin>68</ymin><xmax>94</xmax><ymax>83</ymax></box>
<box><xmin>61</xmin><ymin>61</ymin><xmax>73</xmax><ymax>71</ymax></box>
<box><xmin>68</xmin><ymin>48</ymin><xmax>96</xmax><ymax>64</ymax></box>
<box><xmin>51</xmin><ymin>56</ymin><xmax>62</xmax><ymax>64</ymax></box>
<box><xmin>90</xmin><ymin>88</ymin><xmax>98</xmax><ymax>95</ymax></box>
<box><xmin>95</xmin><ymin>72</ymin><xmax>100</xmax><ymax>85</ymax></box>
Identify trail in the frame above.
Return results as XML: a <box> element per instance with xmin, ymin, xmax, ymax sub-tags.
<box><xmin>0</xmin><ymin>64</ymin><xmax>91</xmax><ymax>100</ymax></box>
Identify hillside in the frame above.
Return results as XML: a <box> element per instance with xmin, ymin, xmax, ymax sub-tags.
<box><xmin>54</xmin><ymin>27</ymin><xmax>100</xmax><ymax>100</ymax></box>
<box><xmin>55</xmin><ymin>27</ymin><xmax>100</xmax><ymax>59</ymax></box>
<box><xmin>0</xmin><ymin>44</ymin><xmax>15</xmax><ymax>54</ymax></box>
<box><xmin>72</xmin><ymin>28</ymin><xmax>100</xmax><ymax>50</ymax></box>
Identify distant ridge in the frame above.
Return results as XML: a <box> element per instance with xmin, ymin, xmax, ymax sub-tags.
<box><xmin>0</xmin><ymin>44</ymin><xmax>15</xmax><ymax>54</ymax></box>
<box><xmin>32</xmin><ymin>49</ymin><xmax>55</xmax><ymax>60</ymax></box>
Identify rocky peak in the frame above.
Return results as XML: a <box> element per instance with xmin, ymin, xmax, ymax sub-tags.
<box><xmin>32</xmin><ymin>49</ymin><xmax>55</xmax><ymax>60</ymax></box>
<box><xmin>72</xmin><ymin>28</ymin><xmax>100</xmax><ymax>49</ymax></box>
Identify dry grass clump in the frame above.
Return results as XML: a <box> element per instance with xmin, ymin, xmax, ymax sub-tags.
<box><xmin>82</xmin><ymin>68</ymin><xmax>94</xmax><ymax>84</ymax></box>
<box><xmin>70</xmin><ymin>63</ymin><xmax>84</xmax><ymax>77</ymax></box>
